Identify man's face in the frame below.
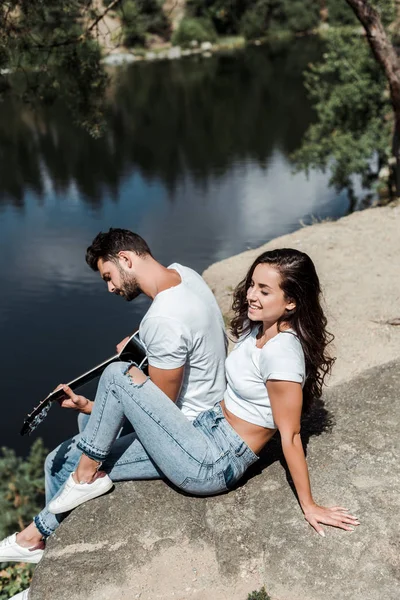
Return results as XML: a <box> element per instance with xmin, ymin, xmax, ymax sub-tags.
<box><xmin>98</xmin><ymin>258</ymin><xmax>142</xmax><ymax>301</ymax></box>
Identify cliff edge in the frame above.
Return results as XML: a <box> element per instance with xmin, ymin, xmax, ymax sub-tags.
<box><xmin>30</xmin><ymin>204</ymin><xmax>400</xmax><ymax>600</ymax></box>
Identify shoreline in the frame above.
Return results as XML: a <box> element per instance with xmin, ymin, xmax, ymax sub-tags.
<box><xmin>100</xmin><ymin>25</ymin><xmax>366</xmax><ymax>67</ymax></box>
<box><xmin>102</xmin><ymin>35</ymin><xmax>250</xmax><ymax>66</ymax></box>
<box><xmin>203</xmin><ymin>203</ymin><xmax>400</xmax><ymax>388</ymax></box>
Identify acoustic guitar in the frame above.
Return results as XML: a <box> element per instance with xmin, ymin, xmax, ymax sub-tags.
<box><xmin>20</xmin><ymin>332</ymin><xmax>148</xmax><ymax>436</ymax></box>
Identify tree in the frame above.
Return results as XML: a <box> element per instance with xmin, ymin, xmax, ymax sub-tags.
<box><xmin>187</xmin><ymin>0</ymin><xmax>320</xmax><ymax>38</ymax></box>
<box><xmin>293</xmin><ymin>30</ymin><xmax>392</xmax><ymax>204</ymax></box>
<box><xmin>0</xmin><ymin>1</ymin><xmax>119</xmax><ymax>136</ymax></box>
<box><xmin>344</xmin><ymin>0</ymin><xmax>400</xmax><ymax>194</ymax></box>
<box><xmin>295</xmin><ymin>0</ymin><xmax>399</xmax><ymax>201</ymax></box>
<box><xmin>0</xmin><ymin>1</ymin><xmax>173</xmax><ymax>135</ymax></box>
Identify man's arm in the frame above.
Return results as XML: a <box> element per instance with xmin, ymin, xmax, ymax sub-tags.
<box><xmin>59</xmin><ymin>364</ymin><xmax>184</xmax><ymax>415</ymax></box>
<box><xmin>147</xmin><ymin>365</ymin><xmax>184</xmax><ymax>402</ymax></box>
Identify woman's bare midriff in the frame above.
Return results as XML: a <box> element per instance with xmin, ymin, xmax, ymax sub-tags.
<box><xmin>220</xmin><ymin>400</ymin><xmax>277</xmax><ymax>455</ymax></box>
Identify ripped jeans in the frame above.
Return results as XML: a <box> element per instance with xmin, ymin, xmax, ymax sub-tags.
<box><xmin>34</xmin><ymin>362</ymin><xmax>258</xmax><ymax>538</ymax></box>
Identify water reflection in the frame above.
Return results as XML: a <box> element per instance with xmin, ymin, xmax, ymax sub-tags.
<box><xmin>0</xmin><ymin>38</ymin><xmax>322</xmax><ymax>209</ymax></box>
<box><xmin>1</xmin><ymin>38</ymin><xmax>352</xmax><ymax>455</ymax></box>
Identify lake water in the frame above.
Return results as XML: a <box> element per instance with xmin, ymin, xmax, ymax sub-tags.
<box><xmin>0</xmin><ymin>38</ymin><xmax>354</xmax><ymax>455</ymax></box>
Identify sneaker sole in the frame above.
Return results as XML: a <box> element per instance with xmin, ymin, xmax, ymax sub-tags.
<box><xmin>0</xmin><ymin>552</ymin><xmax>43</xmax><ymax>564</ymax></box>
<box><xmin>49</xmin><ymin>480</ymin><xmax>114</xmax><ymax>515</ymax></box>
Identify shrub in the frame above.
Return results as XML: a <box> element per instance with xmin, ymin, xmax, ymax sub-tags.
<box><xmin>187</xmin><ymin>0</ymin><xmax>246</xmax><ymax>35</ymax></box>
<box><xmin>171</xmin><ymin>17</ymin><xmax>218</xmax><ymax>47</ymax></box>
<box><xmin>247</xmin><ymin>586</ymin><xmax>271</xmax><ymax>600</ymax></box>
<box><xmin>0</xmin><ymin>439</ymin><xmax>47</xmax><ymax>538</ymax></box>
<box><xmin>326</xmin><ymin>0</ymin><xmax>358</xmax><ymax>26</ymax></box>
<box><xmin>119</xmin><ymin>0</ymin><xmax>170</xmax><ymax>47</ymax></box>
<box><xmin>283</xmin><ymin>0</ymin><xmax>320</xmax><ymax>33</ymax></box>
<box><xmin>0</xmin><ymin>439</ymin><xmax>47</xmax><ymax>600</ymax></box>
<box><xmin>240</xmin><ymin>1</ymin><xmax>270</xmax><ymax>40</ymax></box>
<box><xmin>0</xmin><ymin>564</ymin><xmax>34</xmax><ymax>600</ymax></box>
<box><xmin>240</xmin><ymin>0</ymin><xmax>321</xmax><ymax>40</ymax></box>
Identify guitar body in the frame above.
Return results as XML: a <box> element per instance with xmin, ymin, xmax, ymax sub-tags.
<box><xmin>119</xmin><ymin>334</ymin><xmax>148</xmax><ymax>371</ymax></box>
<box><xmin>20</xmin><ymin>332</ymin><xmax>148</xmax><ymax>436</ymax></box>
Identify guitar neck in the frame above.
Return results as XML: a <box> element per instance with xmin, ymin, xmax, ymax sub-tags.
<box><xmin>48</xmin><ymin>353</ymin><xmax>119</xmax><ymax>402</ymax></box>
<box><xmin>20</xmin><ymin>332</ymin><xmax>148</xmax><ymax>436</ymax></box>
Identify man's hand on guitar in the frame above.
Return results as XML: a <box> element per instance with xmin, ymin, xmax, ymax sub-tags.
<box><xmin>55</xmin><ymin>384</ymin><xmax>93</xmax><ymax>414</ymax></box>
<box><xmin>116</xmin><ymin>336</ymin><xmax>130</xmax><ymax>354</ymax></box>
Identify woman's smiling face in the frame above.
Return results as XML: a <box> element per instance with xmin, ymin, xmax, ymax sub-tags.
<box><xmin>246</xmin><ymin>263</ymin><xmax>295</xmax><ymax>326</ymax></box>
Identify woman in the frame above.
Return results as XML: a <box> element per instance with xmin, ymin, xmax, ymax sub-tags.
<box><xmin>1</xmin><ymin>248</ymin><xmax>358</xmax><ymax>566</ymax></box>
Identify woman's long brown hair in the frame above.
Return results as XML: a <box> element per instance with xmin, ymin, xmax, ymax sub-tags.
<box><xmin>230</xmin><ymin>248</ymin><xmax>335</xmax><ymax>412</ymax></box>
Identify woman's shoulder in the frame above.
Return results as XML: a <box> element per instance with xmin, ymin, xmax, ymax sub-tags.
<box><xmin>259</xmin><ymin>330</ymin><xmax>305</xmax><ymax>381</ymax></box>
<box><xmin>266</xmin><ymin>329</ymin><xmax>301</xmax><ymax>347</ymax></box>
<box><xmin>260</xmin><ymin>330</ymin><xmax>304</xmax><ymax>360</ymax></box>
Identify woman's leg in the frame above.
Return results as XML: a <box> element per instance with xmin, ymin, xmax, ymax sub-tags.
<box><xmin>74</xmin><ymin>362</ymin><xmax>213</xmax><ymax>489</ymax></box>
<box><xmin>49</xmin><ymin>362</ymin><xmax>259</xmax><ymax>514</ymax></box>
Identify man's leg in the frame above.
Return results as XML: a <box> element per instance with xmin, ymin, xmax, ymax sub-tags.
<box><xmin>74</xmin><ymin>362</ymin><xmax>213</xmax><ymax>489</ymax></box>
<box><xmin>1</xmin><ymin>406</ymin><xmax>154</xmax><ymax>552</ymax></box>
<box><xmin>34</xmin><ymin>430</ymin><xmax>163</xmax><ymax>537</ymax></box>
<box><xmin>44</xmin><ymin>408</ymin><xmax>135</xmax><ymax>505</ymax></box>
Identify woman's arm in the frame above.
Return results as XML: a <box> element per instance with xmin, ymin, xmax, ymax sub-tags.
<box><xmin>267</xmin><ymin>380</ymin><xmax>359</xmax><ymax>536</ymax></box>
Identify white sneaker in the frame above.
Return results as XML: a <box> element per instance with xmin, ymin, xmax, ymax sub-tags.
<box><xmin>0</xmin><ymin>533</ymin><xmax>44</xmax><ymax>564</ymax></box>
<box><xmin>9</xmin><ymin>588</ymin><xmax>30</xmax><ymax>599</ymax></box>
<box><xmin>48</xmin><ymin>472</ymin><xmax>114</xmax><ymax>514</ymax></box>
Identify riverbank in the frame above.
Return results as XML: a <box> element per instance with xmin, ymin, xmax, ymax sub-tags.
<box><xmin>101</xmin><ymin>35</ymin><xmax>249</xmax><ymax>66</ymax></box>
<box><xmin>100</xmin><ymin>25</ymin><xmax>365</xmax><ymax>67</ymax></box>
<box><xmin>203</xmin><ymin>203</ymin><xmax>400</xmax><ymax>387</ymax></box>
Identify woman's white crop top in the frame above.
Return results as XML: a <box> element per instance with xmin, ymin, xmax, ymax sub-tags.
<box><xmin>224</xmin><ymin>328</ymin><xmax>306</xmax><ymax>429</ymax></box>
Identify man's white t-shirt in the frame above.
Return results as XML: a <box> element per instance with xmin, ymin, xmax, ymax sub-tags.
<box><xmin>224</xmin><ymin>328</ymin><xmax>305</xmax><ymax>429</ymax></box>
<box><xmin>139</xmin><ymin>263</ymin><xmax>227</xmax><ymax>420</ymax></box>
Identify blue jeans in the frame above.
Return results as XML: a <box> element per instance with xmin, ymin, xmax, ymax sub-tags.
<box><xmin>34</xmin><ymin>362</ymin><xmax>258</xmax><ymax>537</ymax></box>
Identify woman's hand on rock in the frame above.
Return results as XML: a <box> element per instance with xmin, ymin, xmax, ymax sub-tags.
<box><xmin>303</xmin><ymin>504</ymin><xmax>360</xmax><ymax>537</ymax></box>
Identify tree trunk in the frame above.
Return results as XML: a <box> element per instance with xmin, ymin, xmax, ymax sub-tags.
<box><xmin>345</xmin><ymin>0</ymin><xmax>400</xmax><ymax>197</ymax></box>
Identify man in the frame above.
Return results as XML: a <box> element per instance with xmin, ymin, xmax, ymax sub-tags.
<box><xmin>0</xmin><ymin>228</ymin><xmax>227</xmax><ymax>567</ymax></box>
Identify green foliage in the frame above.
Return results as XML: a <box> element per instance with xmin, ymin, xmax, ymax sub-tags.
<box><xmin>187</xmin><ymin>0</ymin><xmax>246</xmax><ymax>35</ymax></box>
<box><xmin>240</xmin><ymin>0</ymin><xmax>272</xmax><ymax>40</ymax></box>
<box><xmin>326</xmin><ymin>0</ymin><xmax>396</xmax><ymax>28</ymax></box>
<box><xmin>372</xmin><ymin>0</ymin><xmax>396</xmax><ymax>27</ymax></box>
<box><xmin>0</xmin><ymin>563</ymin><xmax>34</xmax><ymax>600</ymax></box>
<box><xmin>187</xmin><ymin>0</ymin><xmax>320</xmax><ymax>40</ymax></box>
<box><xmin>240</xmin><ymin>0</ymin><xmax>320</xmax><ymax>40</ymax></box>
<box><xmin>326</xmin><ymin>0</ymin><xmax>358</xmax><ymax>26</ymax></box>
<box><xmin>282</xmin><ymin>0</ymin><xmax>320</xmax><ymax>34</ymax></box>
<box><xmin>0</xmin><ymin>439</ymin><xmax>47</xmax><ymax>538</ymax></box>
<box><xmin>0</xmin><ymin>439</ymin><xmax>47</xmax><ymax>600</ymax></box>
<box><xmin>293</xmin><ymin>30</ymin><xmax>392</xmax><ymax>194</ymax></box>
<box><xmin>0</xmin><ymin>1</ymin><xmax>109</xmax><ymax>136</ymax></box>
<box><xmin>172</xmin><ymin>17</ymin><xmax>218</xmax><ymax>46</ymax></box>
<box><xmin>247</xmin><ymin>587</ymin><xmax>271</xmax><ymax>600</ymax></box>
<box><xmin>119</xmin><ymin>0</ymin><xmax>170</xmax><ymax>47</ymax></box>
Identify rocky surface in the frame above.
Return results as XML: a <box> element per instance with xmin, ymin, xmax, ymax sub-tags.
<box><xmin>30</xmin><ymin>360</ymin><xmax>400</xmax><ymax>600</ymax></box>
<box><xmin>30</xmin><ymin>204</ymin><xmax>400</xmax><ymax>599</ymax></box>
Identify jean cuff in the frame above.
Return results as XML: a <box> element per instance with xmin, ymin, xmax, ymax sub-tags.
<box><xmin>77</xmin><ymin>438</ymin><xmax>108</xmax><ymax>462</ymax></box>
<box><xmin>34</xmin><ymin>515</ymin><xmax>53</xmax><ymax>538</ymax></box>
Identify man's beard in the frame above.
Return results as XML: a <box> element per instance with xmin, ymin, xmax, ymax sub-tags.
<box><xmin>116</xmin><ymin>270</ymin><xmax>143</xmax><ymax>302</ymax></box>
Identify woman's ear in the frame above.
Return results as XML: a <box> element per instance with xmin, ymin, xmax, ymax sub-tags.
<box><xmin>285</xmin><ymin>299</ymin><xmax>296</xmax><ymax>312</ymax></box>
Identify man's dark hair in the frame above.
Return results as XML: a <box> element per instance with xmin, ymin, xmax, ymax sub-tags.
<box><xmin>86</xmin><ymin>228</ymin><xmax>152</xmax><ymax>271</ymax></box>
